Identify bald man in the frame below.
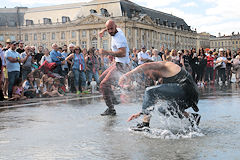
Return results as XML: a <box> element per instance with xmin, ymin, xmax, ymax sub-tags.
<box><xmin>50</xmin><ymin>43</ymin><xmax>63</xmax><ymax>76</ymax></box>
<box><xmin>98</xmin><ymin>20</ymin><xmax>130</xmax><ymax>116</ymax></box>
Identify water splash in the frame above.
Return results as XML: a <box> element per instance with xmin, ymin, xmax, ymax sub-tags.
<box><xmin>129</xmin><ymin>101</ymin><xmax>204</xmax><ymax>139</ymax></box>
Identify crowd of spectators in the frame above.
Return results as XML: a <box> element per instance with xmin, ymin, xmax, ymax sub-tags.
<box><xmin>0</xmin><ymin>39</ymin><xmax>240</xmax><ymax>101</ymax></box>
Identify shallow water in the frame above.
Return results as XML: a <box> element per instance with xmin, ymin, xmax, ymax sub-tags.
<box><xmin>0</xmin><ymin>84</ymin><xmax>240</xmax><ymax>160</ymax></box>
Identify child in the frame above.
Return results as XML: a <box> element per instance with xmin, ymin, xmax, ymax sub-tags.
<box><xmin>8</xmin><ymin>78</ymin><xmax>27</xmax><ymax>101</ymax></box>
<box><xmin>43</xmin><ymin>77</ymin><xmax>63</xmax><ymax>97</ymax></box>
<box><xmin>23</xmin><ymin>74</ymin><xmax>37</xmax><ymax>98</ymax></box>
<box><xmin>40</xmin><ymin>74</ymin><xmax>48</xmax><ymax>95</ymax></box>
<box><xmin>53</xmin><ymin>78</ymin><xmax>65</xmax><ymax>96</ymax></box>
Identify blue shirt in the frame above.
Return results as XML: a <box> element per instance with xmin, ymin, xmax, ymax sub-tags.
<box><xmin>50</xmin><ymin>50</ymin><xmax>62</xmax><ymax>65</ymax></box>
<box><xmin>72</xmin><ymin>53</ymin><xmax>85</xmax><ymax>70</ymax></box>
<box><xmin>61</xmin><ymin>52</ymin><xmax>68</xmax><ymax>69</ymax></box>
<box><xmin>5</xmin><ymin>49</ymin><xmax>20</xmax><ymax>72</ymax></box>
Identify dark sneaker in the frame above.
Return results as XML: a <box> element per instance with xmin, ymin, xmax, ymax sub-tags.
<box><xmin>192</xmin><ymin>113</ymin><xmax>201</xmax><ymax>126</ymax></box>
<box><xmin>130</xmin><ymin>122</ymin><xmax>150</xmax><ymax>132</ymax></box>
<box><xmin>189</xmin><ymin>113</ymin><xmax>201</xmax><ymax>127</ymax></box>
<box><xmin>101</xmin><ymin>108</ymin><xmax>116</xmax><ymax>116</ymax></box>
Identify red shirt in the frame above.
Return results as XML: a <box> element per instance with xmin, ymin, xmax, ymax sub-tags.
<box><xmin>207</xmin><ymin>55</ymin><xmax>214</xmax><ymax>67</ymax></box>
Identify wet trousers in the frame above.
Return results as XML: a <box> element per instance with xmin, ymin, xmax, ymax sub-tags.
<box><xmin>99</xmin><ymin>62</ymin><xmax>129</xmax><ymax>109</ymax></box>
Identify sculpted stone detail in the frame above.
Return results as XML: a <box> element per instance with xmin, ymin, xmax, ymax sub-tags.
<box><xmin>139</xmin><ymin>15</ymin><xmax>154</xmax><ymax>25</ymax></box>
<box><xmin>76</xmin><ymin>15</ymin><xmax>106</xmax><ymax>25</ymax></box>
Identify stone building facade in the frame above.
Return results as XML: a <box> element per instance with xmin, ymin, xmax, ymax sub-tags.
<box><xmin>0</xmin><ymin>0</ymin><xmax>197</xmax><ymax>51</ymax></box>
<box><xmin>196</xmin><ymin>32</ymin><xmax>210</xmax><ymax>51</ymax></box>
<box><xmin>210</xmin><ymin>32</ymin><xmax>240</xmax><ymax>51</ymax></box>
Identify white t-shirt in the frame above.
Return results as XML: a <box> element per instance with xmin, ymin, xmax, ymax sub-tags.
<box><xmin>138</xmin><ymin>51</ymin><xmax>151</xmax><ymax>65</ymax></box>
<box><xmin>217</xmin><ymin>56</ymin><xmax>227</xmax><ymax>68</ymax></box>
<box><xmin>40</xmin><ymin>55</ymin><xmax>52</xmax><ymax>65</ymax></box>
<box><xmin>111</xmin><ymin>28</ymin><xmax>130</xmax><ymax>64</ymax></box>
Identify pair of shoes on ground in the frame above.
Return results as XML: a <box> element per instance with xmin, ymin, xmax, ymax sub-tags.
<box><xmin>130</xmin><ymin>122</ymin><xmax>150</xmax><ymax>132</ymax></box>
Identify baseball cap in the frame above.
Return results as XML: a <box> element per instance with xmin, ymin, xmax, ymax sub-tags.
<box><xmin>6</xmin><ymin>39</ymin><xmax>11</xmax><ymax>43</ymax></box>
<box><xmin>141</xmin><ymin>45</ymin><xmax>146</xmax><ymax>49</ymax></box>
<box><xmin>219</xmin><ymin>48</ymin><xmax>223</xmax><ymax>52</ymax></box>
<box><xmin>68</xmin><ymin>43</ymin><xmax>75</xmax><ymax>48</ymax></box>
<box><xmin>10</xmin><ymin>41</ymin><xmax>19</xmax><ymax>45</ymax></box>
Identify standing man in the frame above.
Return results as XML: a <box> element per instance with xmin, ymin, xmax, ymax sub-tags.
<box><xmin>98</xmin><ymin>19</ymin><xmax>130</xmax><ymax>116</ymax></box>
<box><xmin>2</xmin><ymin>39</ymin><xmax>11</xmax><ymax>97</ymax></box>
<box><xmin>34</xmin><ymin>46</ymin><xmax>44</xmax><ymax>66</ymax></box>
<box><xmin>50</xmin><ymin>43</ymin><xmax>63</xmax><ymax>76</ymax></box>
<box><xmin>138</xmin><ymin>45</ymin><xmax>152</xmax><ymax>65</ymax></box>
<box><xmin>20</xmin><ymin>46</ymin><xmax>34</xmax><ymax>80</ymax></box>
<box><xmin>16</xmin><ymin>40</ymin><xmax>25</xmax><ymax>54</ymax></box>
<box><xmin>5</xmin><ymin>41</ymin><xmax>30</xmax><ymax>98</ymax></box>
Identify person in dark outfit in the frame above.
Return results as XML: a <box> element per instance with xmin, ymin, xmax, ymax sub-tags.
<box><xmin>119</xmin><ymin>61</ymin><xmax>200</xmax><ymax>129</ymax></box>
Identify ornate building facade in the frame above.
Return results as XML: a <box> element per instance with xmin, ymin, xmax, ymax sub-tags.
<box><xmin>0</xmin><ymin>0</ymin><xmax>197</xmax><ymax>51</ymax></box>
<box><xmin>210</xmin><ymin>32</ymin><xmax>240</xmax><ymax>51</ymax></box>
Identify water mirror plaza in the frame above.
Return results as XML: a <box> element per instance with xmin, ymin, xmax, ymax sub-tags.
<box><xmin>0</xmin><ymin>84</ymin><xmax>240</xmax><ymax>160</ymax></box>
<box><xmin>1</xmin><ymin>0</ymin><xmax>240</xmax><ymax>159</ymax></box>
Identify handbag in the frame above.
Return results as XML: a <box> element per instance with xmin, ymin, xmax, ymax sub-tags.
<box><xmin>215</xmin><ymin>62</ymin><xmax>223</xmax><ymax>69</ymax></box>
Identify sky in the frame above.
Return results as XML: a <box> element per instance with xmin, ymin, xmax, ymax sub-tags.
<box><xmin>1</xmin><ymin>0</ymin><xmax>240</xmax><ymax>36</ymax></box>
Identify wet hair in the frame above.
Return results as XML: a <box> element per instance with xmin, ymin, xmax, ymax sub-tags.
<box><xmin>14</xmin><ymin>78</ymin><xmax>22</xmax><ymax>86</ymax></box>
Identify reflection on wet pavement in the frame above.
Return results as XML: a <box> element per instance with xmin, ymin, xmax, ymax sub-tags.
<box><xmin>0</xmin><ymin>84</ymin><xmax>240</xmax><ymax>160</ymax></box>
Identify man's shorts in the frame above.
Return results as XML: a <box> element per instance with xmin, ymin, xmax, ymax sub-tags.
<box><xmin>3</xmin><ymin>67</ymin><xmax>8</xmax><ymax>79</ymax></box>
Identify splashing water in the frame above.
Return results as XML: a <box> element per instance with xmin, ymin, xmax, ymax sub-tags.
<box><xmin>129</xmin><ymin>101</ymin><xmax>204</xmax><ymax>139</ymax></box>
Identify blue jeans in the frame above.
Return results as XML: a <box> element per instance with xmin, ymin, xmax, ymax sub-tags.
<box><xmin>142</xmin><ymin>82</ymin><xmax>199</xmax><ymax>117</ymax></box>
<box><xmin>8</xmin><ymin>71</ymin><xmax>20</xmax><ymax>98</ymax></box>
<box><xmin>73</xmin><ymin>69</ymin><xmax>86</xmax><ymax>88</ymax></box>
<box><xmin>87</xmin><ymin>70</ymin><xmax>100</xmax><ymax>84</ymax></box>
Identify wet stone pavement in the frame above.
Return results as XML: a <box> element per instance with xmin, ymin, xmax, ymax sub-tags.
<box><xmin>0</xmin><ymin>84</ymin><xmax>240</xmax><ymax>160</ymax></box>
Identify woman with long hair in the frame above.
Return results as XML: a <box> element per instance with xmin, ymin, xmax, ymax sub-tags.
<box><xmin>197</xmin><ymin>48</ymin><xmax>207</xmax><ymax>86</ymax></box>
<box><xmin>40</xmin><ymin>48</ymin><xmax>52</xmax><ymax>65</ymax></box>
<box><xmin>66</xmin><ymin>46</ymin><xmax>87</xmax><ymax>95</ymax></box>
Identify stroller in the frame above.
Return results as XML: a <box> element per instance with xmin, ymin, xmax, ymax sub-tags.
<box><xmin>38</xmin><ymin>61</ymin><xmax>66</xmax><ymax>93</ymax></box>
